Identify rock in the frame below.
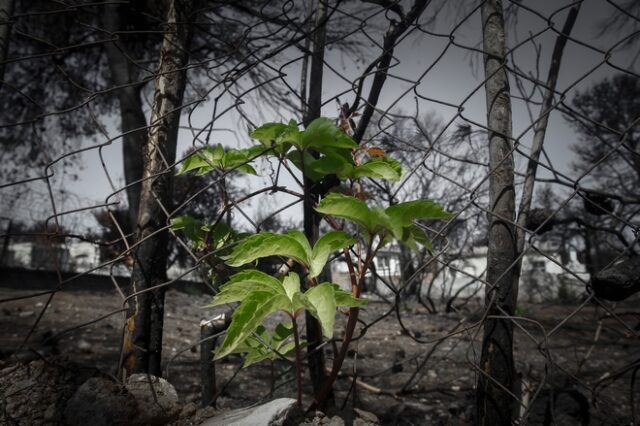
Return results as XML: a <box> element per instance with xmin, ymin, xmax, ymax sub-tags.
<box><xmin>126</xmin><ymin>374</ymin><xmax>181</xmax><ymax>425</ymax></box>
<box><xmin>1</xmin><ymin>360</ymin><xmax>100</xmax><ymax>425</ymax></box>
<box><xmin>77</xmin><ymin>339</ymin><xmax>92</xmax><ymax>351</ymax></box>
<box><xmin>327</xmin><ymin>415</ymin><xmax>345</xmax><ymax>426</ymax></box>
<box><xmin>354</xmin><ymin>408</ymin><xmax>379</xmax><ymax>424</ymax></box>
<box><xmin>180</xmin><ymin>401</ymin><xmax>197</xmax><ymax>418</ymax></box>
<box><xmin>201</xmin><ymin>398</ymin><xmax>298</xmax><ymax>426</ymax></box>
<box><xmin>64</xmin><ymin>377</ymin><xmax>138</xmax><ymax>426</ymax></box>
<box><xmin>44</xmin><ymin>403</ymin><xmax>58</xmax><ymax>422</ymax></box>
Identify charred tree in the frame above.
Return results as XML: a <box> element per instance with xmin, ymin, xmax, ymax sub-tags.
<box><xmin>0</xmin><ymin>0</ymin><xmax>14</xmax><ymax>89</ymax></box>
<box><xmin>476</xmin><ymin>1</ymin><xmax>517</xmax><ymax>424</ymax></box>
<box><xmin>302</xmin><ymin>0</ymin><xmax>332</xmax><ymax>407</ymax></box>
<box><xmin>122</xmin><ymin>0</ymin><xmax>196</xmax><ymax>377</ymax></box>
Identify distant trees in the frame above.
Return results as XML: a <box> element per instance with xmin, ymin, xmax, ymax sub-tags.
<box><xmin>560</xmin><ymin>74</ymin><xmax>640</xmax><ymax>270</ymax></box>
<box><xmin>362</xmin><ymin>113</ymin><xmax>487</xmax><ymax>309</ymax></box>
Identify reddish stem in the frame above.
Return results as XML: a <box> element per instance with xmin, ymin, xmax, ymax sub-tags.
<box><xmin>308</xmin><ymin>238</ymin><xmax>377</xmax><ymax>411</ymax></box>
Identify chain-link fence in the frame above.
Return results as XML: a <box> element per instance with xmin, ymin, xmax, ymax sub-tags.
<box><xmin>1</xmin><ymin>0</ymin><xmax>638</xmax><ymax>424</ymax></box>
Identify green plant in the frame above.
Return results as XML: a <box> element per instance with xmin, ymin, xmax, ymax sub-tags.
<box><xmin>171</xmin><ymin>117</ymin><xmax>453</xmax><ymax>407</ymax></box>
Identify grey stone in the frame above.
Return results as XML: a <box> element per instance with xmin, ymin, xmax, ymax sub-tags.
<box><xmin>64</xmin><ymin>377</ymin><xmax>138</xmax><ymax>426</ymax></box>
<box><xmin>43</xmin><ymin>403</ymin><xmax>58</xmax><ymax>422</ymax></box>
<box><xmin>201</xmin><ymin>398</ymin><xmax>298</xmax><ymax>426</ymax></box>
<box><xmin>77</xmin><ymin>339</ymin><xmax>92</xmax><ymax>351</ymax></box>
<box><xmin>354</xmin><ymin>408</ymin><xmax>379</xmax><ymax>424</ymax></box>
<box><xmin>126</xmin><ymin>374</ymin><xmax>181</xmax><ymax>425</ymax></box>
<box><xmin>327</xmin><ymin>415</ymin><xmax>346</xmax><ymax>426</ymax></box>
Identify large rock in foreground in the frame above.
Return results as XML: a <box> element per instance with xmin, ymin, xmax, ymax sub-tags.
<box><xmin>126</xmin><ymin>374</ymin><xmax>182</xmax><ymax>424</ymax></box>
<box><xmin>65</xmin><ymin>374</ymin><xmax>181</xmax><ymax>425</ymax></box>
<box><xmin>201</xmin><ymin>398</ymin><xmax>298</xmax><ymax>426</ymax></box>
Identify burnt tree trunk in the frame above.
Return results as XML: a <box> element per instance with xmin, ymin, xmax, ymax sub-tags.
<box><xmin>302</xmin><ymin>0</ymin><xmax>332</xmax><ymax>407</ymax></box>
<box><xmin>0</xmin><ymin>0</ymin><xmax>14</xmax><ymax>89</ymax></box>
<box><xmin>476</xmin><ymin>1</ymin><xmax>517</xmax><ymax>424</ymax></box>
<box><xmin>122</xmin><ymin>0</ymin><xmax>195</xmax><ymax>377</ymax></box>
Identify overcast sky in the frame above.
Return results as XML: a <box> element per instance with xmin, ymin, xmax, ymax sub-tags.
<box><xmin>5</xmin><ymin>0</ymin><xmax>636</xmax><ymax>232</ymax></box>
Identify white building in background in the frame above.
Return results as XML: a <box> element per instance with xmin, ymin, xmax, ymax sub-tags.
<box><xmin>331</xmin><ymin>242</ymin><xmax>590</xmax><ymax>304</ymax></box>
<box><xmin>1</xmin><ymin>239</ymin><xmax>193</xmax><ymax>280</ymax></box>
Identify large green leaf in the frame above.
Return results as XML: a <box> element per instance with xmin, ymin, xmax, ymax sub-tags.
<box><xmin>385</xmin><ymin>200</ymin><xmax>453</xmax><ymax>239</ymax></box>
<box><xmin>282</xmin><ymin>272</ymin><xmax>301</xmax><ymax>302</ymax></box>
<box><xmin>250</xmin><ymin>122</ymin><xmax>289</xmax><ymax>146</ymax></box>
<box><xmin>309</xmin><ymin>154</ymin><xmax>354</xmax><ymax>180</ymax></box>
<box><xmin>302</xmin><ymin>117</ymin><xmax>358</xmax><ymax>151</ymax></box>
<box><xmin>304</xmin><ymin>283</ymin><xmax>337</xmax><ymax>338</ymax></box>
<box><xmin>369</xmin><ymin>207</ymin><xmax>395</xmax><ymax>235</ymax></box>
<box><xmin>250</xmin><ymin>120</ymin><xmax>301</xmax><ymax>150</ymax></box>
<box><xmin>291</xmin><ymin>292</ymin><xmax>318</xmax><ymax>318</ymax></box>
<box><xmin>215</xmin><ymin>292</ymin><xmax>290</xmax><ymax>359</ymax></box>
<box><xmin>202</xmin><ymin>221</ymin><xmax>233</xmax><ymax>250</ymax></box>
<box><xmin>286</xmin><ymin>150</ymin><xmax>324</xmax><ymax>181</ymax></box>
<box><xmin>314</xmin><ymin>193</ymin><xmax>372</xmax><ymax>231</ymax></box>
<box><xmin>170</xmin><ymin>216</ymin><xmax>205</xmax><ymax>246</ymax></box>
<box><xmin>286</xmin><ymin>230</ymin><xmax>313</xmax><ymax>260</ymax></box>
<box><xmin>287</xmin><ymin>150</ymin><xmax>355</xmax><ymax>182</ymax></box>
<box><xmin>331</xmin><ymin>284</ymin><xmax>369</xmax><ymax>308</ymax></box>
<box><xmin>223</xmin><ymin>231</ymin><xmax>311</xmax><ymax>268</ymax></box>
<box><xmin>177</xmin><ymin>144</ymin><xmax>260</xmax><ymax>176</ymax></box>
<box><xmin>235</xmin><ymin>323</ymin><xmax>300</xmax><ymax>368</ymax></box>
<box><xmin>207</xmin><ymin>270</ymin><xmax>283</xmax><ymax>307</ymax></box>
<box><xmin>309</xmin><ymin>231</ymin><xmax>356</xmax><ymax>277</ymax></box>
<box><xmin>352</xmin><ymin>157</ymin><xmax>403</xmax><ymax>181</ymax></box>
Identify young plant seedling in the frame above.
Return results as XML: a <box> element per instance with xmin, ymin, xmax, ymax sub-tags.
<box><xmin>171</xmin><ymin>117</ymin><xmax>454</xmax><ymax>407</ymax></box>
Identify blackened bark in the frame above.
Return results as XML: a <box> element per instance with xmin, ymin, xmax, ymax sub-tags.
<box><xmin>123</xmin><ymin>0</ymin><xmax>195</xmax><ymax>377</ymax></box>
<box><xmin>352</xmin><ymin>0</ymin><xmax>429</xmax><ymax>143</ymax></box>
<box><xmin>476</xmin><ymin>1</ymin><xmax>517</xmax><ymax>425</ymax></box>
<box><xmin>103</xmin><ymin>4</ymin><xmax>147</xmax><ymax>227</ymax></box>
<box><xmin>0</xmin><ymin>0</ymin><xmax>14</xmax><ymax>91</ymax></box>
<box><xmin>302</xmin><ymin>0</ymin><xmax>332</xmax><ymax>407</ymax></box>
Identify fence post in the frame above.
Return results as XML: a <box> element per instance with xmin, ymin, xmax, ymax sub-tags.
<box><xmin>200</xmin><ymin>313</ymin><xmax>227</xmax><ymax>408</ymax></box>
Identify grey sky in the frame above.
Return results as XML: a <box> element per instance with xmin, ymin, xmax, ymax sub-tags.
<box><xmin>7</xmin><ymin>0</ymin><xmax>636</xmax><ymax>232</ymax></box>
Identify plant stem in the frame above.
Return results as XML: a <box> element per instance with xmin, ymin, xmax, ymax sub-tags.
<box><xmin>291</xmin><ymin>315</ymin><xmax>303</xmax><ymax>407</ymax></box>
<box><xmin>309</xmin><ymin>241</ymin><xmax>378</xmax><ymax>410</ymax></box>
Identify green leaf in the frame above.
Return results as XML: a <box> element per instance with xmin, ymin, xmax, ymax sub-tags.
<box><xmin>203</xmin><ymin>221</ymin><xmax>233</xmax><ymax>250</ymax></box>
<box><xmin>250</xmin><ymin>120</ymin><xmax>301</xmax><ymax>150</ymax></box>
<box><xmin>282</xmin><ymin>272</ymin><xmax>301</xmax><ymax>302</ymax></box>
<box><xmin>331</xmin><ymin>284</ymin><xmax>368</xmax><ymax>308</ymax></box>
<box><xmin>385</xmin><ymin>200</ymin><xmax>453</xmax><ymax>239</ymax></box>
<box><xmin>396</xmin><ymin>224</ymin><xmax>433</xmax><ymax>252</ymax></box>
<box><xmin>237</xmin><ymin>323</ymin><xmax>299</xmax><ymax>368</ymax></box>
<box><xmin>177</xmin><ymin>144</ymin><xmax>260</xmax><ymax>176</ymax></box>
<box><xmin>223</xmin><ymin>231</ymin><xmax>311</xmax><ymax>268</ymax></box>
<box><xmin>221</xmin><ymin>146</ymin><xmax>261</xmax><ymax>175</ymax></box>
<box><xmin>286</xmin><ymin>150</ymin><xmax>324</xmax><ymax>181</ymax></box>
<box><xmin>215</xmin><ymin>292</ymin><xmax>290</xmax><ymax>360</ymax></box>
<box><xmin>309</xmin><ymin>231</ymin><xmax>356</xmax><ymax>278</ymax></box>
<box><xmin>315</xmin><ymin>193</ymin><xmax>373</xmax><ymax>231</ymax></box>
<box><xmin>352</xmin><ymin>157</ymin><xmax>403</xmax><ymax>181</ymax></box>
<box><xmin>207</xmin><ymin>270</ymin><xmax>283</xmax><ymax>307</ymax></box>
<box><xmin>302</xmin><ymin>117</ymin><xmax>358</xmax><ymax>151</ymax></box>
<box><xmin>250</xmin><ymin>122</ymin><xmax>288</xmax><ymax>146</ymax></box>
<box><xmin>304</xmin><ymin>283</ymin><xmax>337</xmax><ymax>338</ymax></box>
<box><xmin>369</xmin><ymin>207</ymin><xmax>395</xmax><ymax>235</ymax></box>
<box><xmin>308</xmin><ymin>154</ymin><xmax>354</xmax><ymax>180</ymax></box>
<box><xmin>286</xmin><ymin>230</ymin><xmax>313</xmax><ymax>260</ymax></box>
<box><xmin>170</xmin><ymin>216</ymin><xmax>205</xmax><ymax>246</ymax></box>
<box><xmin>291</xmin><ymin>292</ymin><xmax>317</xmax><ymax>317</ymax></box>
